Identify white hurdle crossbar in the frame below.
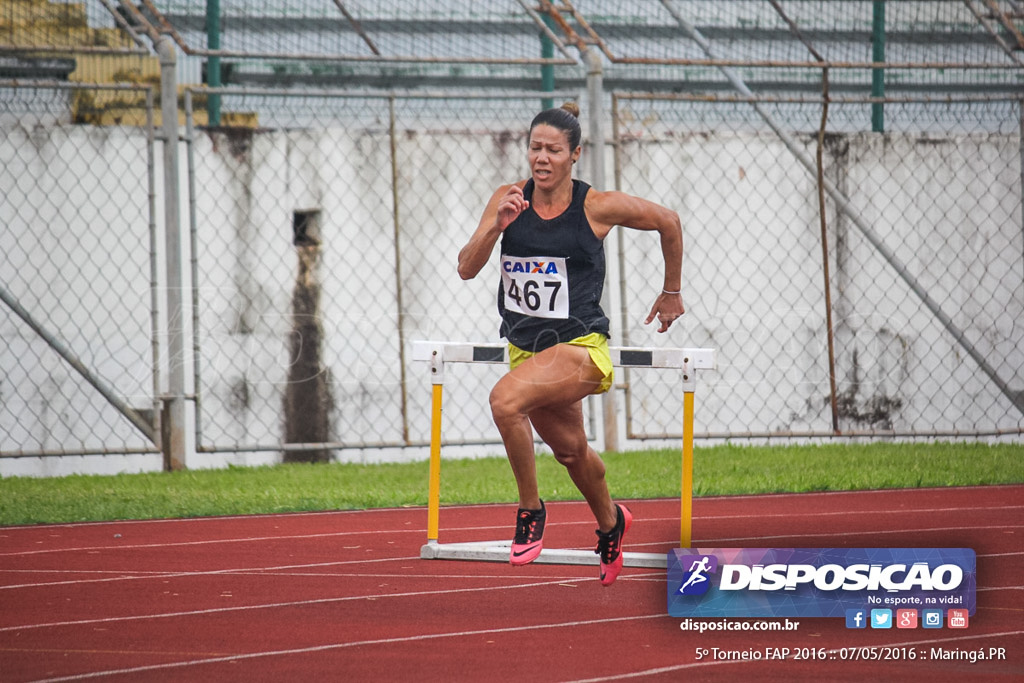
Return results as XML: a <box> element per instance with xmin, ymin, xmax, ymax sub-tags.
<box><xmin>412</xmin><ymin>340</ymin><xmax>716</xmax><ymax>568</ymax></box>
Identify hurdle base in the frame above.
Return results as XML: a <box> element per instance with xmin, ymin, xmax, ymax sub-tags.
<box><xmin>420</xmin><ymin>540</ymin><xmax>667</xmax><ymax>568</ymax></box>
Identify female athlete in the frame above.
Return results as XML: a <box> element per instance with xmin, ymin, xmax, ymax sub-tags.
<box><xmin>457</xmin><ymin>102</ymin><xmax>684</xmax><ymax>586</ymax></box>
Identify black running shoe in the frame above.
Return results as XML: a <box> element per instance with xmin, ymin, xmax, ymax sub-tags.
<box><xmin>595</xmin><ymin>504</ymin><xmax>632</xmax><ymax>586</ymax></box>
<box><xmin>510</xmin><ymin>500</ymin><xmax>546</xmax><ymax>565</ymax></box>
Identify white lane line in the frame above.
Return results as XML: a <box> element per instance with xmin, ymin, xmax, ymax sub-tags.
<box><xmin>0</xmin><ymin>574</ymin><xmax>623</xmax><ymax>633</ymax></box>
<box><xmin>0</xmin><ymin>555</ymin><xmax>427</xmax><ymax>590</ymax></box>
<box><xmin>5</xmin><ymin>503</ymin><xmax>1020</xmax><ymax>560</ymax></box>
<box><xmin>29</xmin><ymin>612</ymin><xmax>668</xmax><ymax>682</ymax></box>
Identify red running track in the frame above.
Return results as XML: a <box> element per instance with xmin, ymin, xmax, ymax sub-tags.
<box><xmin>0</xmin><ymin>485</ymin><xmax>1021</xmax><ymax>682</ymax></box>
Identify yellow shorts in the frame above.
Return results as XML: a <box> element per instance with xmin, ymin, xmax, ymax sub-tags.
<box><xmin>508</xmin><ymin>332</ymin><xmax>614</xmax><ymax>395</ymax></box>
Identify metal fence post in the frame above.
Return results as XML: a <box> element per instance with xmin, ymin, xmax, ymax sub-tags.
<box><xmin>585</xmin><ymin>49</ymin><xmax>619</xmax><ymax>453</ymax></box>
<box><xmin>871</xmin><ymin>0</ymin><xmax>886</xmax><ymax>132</ymax></box>
<box><xmin>206</xmin><ymin>0</ymin><xmax>222</xmax><ymax>126</ymax></box>
<box><xmin>157</xmin><ymin>35</ymin><xmax>188</xmax><ymax>470</ymax></box>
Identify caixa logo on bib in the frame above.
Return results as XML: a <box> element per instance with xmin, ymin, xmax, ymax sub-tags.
<box><xmin>667</xmin><ymin>548</ymin><xmax>976</xmax><ymax>619</ymax></box>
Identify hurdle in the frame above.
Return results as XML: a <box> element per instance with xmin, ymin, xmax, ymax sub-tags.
<box><xmin>412</xmin><ymin>340</ymin><xmax>716</xmax><ymax>568</ymax></box>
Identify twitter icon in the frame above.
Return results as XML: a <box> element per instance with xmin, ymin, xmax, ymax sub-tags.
<box><xmin>870</xmin><ymin>609</ymin><xmax>893</xmax><ymax>629</ymax></box>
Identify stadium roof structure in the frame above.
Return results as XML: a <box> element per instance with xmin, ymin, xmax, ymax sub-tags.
<box><xmin>7</xmin><ymin>1</ymin><xmax>1021</xmax><ymax>96</ymax></box>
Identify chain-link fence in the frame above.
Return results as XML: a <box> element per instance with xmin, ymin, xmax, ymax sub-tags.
<box><xmin>0</xmin><ymin>82</ymin><xmax>160</xmax><ymax>473</ymax></box>
<box><xmin>612</xmin><ymin>94</ymin><xmax>1024</xmax><ymax>440</ymax></box>
<box><xmin>2</xmin><ymin>1</ymin><xmax>1023</xmax><ymax>474</ymax></box>
<box><xmin>185</xmin><ymin>89</ymin><xmax>571</xmax><ymax>463</ymax></box>
<box><xmin>180</xmin><ymin>85</ymin><xmax>1023</xmax><ymax>464</ymax></box>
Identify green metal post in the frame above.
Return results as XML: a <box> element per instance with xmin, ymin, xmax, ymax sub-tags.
<box><xmin>871</xmin><ymin>1</ymin><xmax>885</xmax><ymax>132</ymax></box>
<box><xmin>206</xmin><ymin>0</ymin><xmax>221</xmax><ymax>126</ymax></box>
<box><xmin>540</xmin><ymin>14</ymin><xmax>556</xmax><ymax>110</ymax></box>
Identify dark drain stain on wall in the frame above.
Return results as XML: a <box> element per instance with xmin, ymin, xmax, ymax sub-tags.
<box><xmin>283</xmin><ymin>209</ymin><xmax>333</xmax><ymax>463</ymax></box>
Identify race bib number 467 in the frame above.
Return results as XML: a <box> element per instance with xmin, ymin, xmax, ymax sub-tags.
<box><xmin>501</xmin><ymin>256</ymin><xmax>569</xmax><ymax>319</ymax></box>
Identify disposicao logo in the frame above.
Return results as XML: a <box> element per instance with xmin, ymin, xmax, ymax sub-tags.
<box><xmin>667</xmin><ymin>548</ymin><xmax>975</xmax><ymax>619</ymax></box>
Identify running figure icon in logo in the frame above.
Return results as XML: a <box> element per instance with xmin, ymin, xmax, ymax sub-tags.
<box><xmin>677</xmin><ymin>555</ymin><xmax>717</xmax><ymax>596</ymax></box>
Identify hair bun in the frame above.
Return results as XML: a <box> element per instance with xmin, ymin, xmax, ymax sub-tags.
<box><xmin>560</xmin><ymin>101</ymin><xmax>580</xmax><ymax>118</ymax></box>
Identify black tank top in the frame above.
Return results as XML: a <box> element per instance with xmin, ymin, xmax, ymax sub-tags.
<box><xmin>497</xmin><ymin>179</ymin><xmax>609</xmax><ymax>352</ymax></box>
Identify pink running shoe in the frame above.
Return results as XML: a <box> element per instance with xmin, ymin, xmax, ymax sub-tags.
<box><xmin>595</xmin><ymin>504</ymin><xmax>632</xmax><ymax>586</ymax></box>
<box><xmin>510</xmin><ymin>501</ymin><xmax>546</xmax><ymax>565</ymax></box>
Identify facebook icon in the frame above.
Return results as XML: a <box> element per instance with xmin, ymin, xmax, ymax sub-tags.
<box><xmin>846</xmin><ymin>609</ymin><xmax>867</xmax><ymax>629</ymax></box>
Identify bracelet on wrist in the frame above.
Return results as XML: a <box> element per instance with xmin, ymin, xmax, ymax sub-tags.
<box><xmin>662</xmin><ymin>289</ymin><xmax>681</xmax><ymax>295</ymax></box>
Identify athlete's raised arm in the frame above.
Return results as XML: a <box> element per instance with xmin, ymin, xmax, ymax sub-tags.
<box><xmin>457</xmin><ymin>181</ymin><xmax>528</xmax><ymax>280</ymax></box>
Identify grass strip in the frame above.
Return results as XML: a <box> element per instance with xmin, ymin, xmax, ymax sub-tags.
<box><xmin>0</xmin><ymin>442</ymin><xmax>1020</xmax><ymax>526</ymax></box>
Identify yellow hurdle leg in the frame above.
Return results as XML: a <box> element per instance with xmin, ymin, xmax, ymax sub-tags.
<box><xmin>681</xmin><ymin>390</ymin><xmax>695</xmax><ymax>548</ymax></box>
<box><xmin>427</xmin><ymin>383</ymin><xmax>443</xmax><ymax>543</ymax></box>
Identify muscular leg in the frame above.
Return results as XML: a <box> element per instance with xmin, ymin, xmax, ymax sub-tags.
<box><xmin>489</xmin><ymin>343</ymin><xmax>616</xmax><ymax>530</ymax></box>
<box><xmin>529</xmin><ymin>401</ymin><xmax>617</xmax><ymax>532</ymax></box>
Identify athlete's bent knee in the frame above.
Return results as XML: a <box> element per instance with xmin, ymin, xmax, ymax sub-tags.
<box><xmin>489</xmin><ymin>380</ymin><xmax>523</xmax><ymax>425</ymax></box>
<box><xmin>551</xmin><ymin>441</ymin><xmax>594</xmax><ymax>469</ymax></box>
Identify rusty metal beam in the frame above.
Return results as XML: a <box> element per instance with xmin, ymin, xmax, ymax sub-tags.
<box><xmin>516</xmin><ymin>0</ymin><xmax>579</xmax><ymax>62</ymax></box>
<box><xmin>544</xmin><ymin>0</ymin><xmax>616</xmax><ymax>60</ymax></box>
<box><xmin>536</xmin><ymin>0</ymin><xmax>592</xmax><ymax>56</ymax></box>
<box><xmin>984</xmin><ymin>0</ymin><xmax>1024</xmax><ymax>49</ymax></box>
<box><xmin>115</xmin><ymin>0</ymin><xmax>161</xmax><ymax>44</ymax></box>
<box><xmin>139</xmin><ymin>0</ymin><xmax>188</xmax><ymax>48</ymax></box>
<box><xmin>608</xmin><ymin>56</ymin><xmax>1020</xmax><ymax>70</ymax></box>
<box><xmin>611</xmin><ymin>91</ymin><xmax>1022</xmax><ymax>104</ymax></box>
<box><xmin>331</xmin><ymin>0</ymin><xmax>381</xmax><ymax>56</ymax></box>
<box><xmin>964</xmin><ymin>0</ymin><xmax>1024</xmax><ymax>66</ymax></box>
<box><xmin>767</xmin><ymin>0</ymin><xmax>827</xmax><ymax>63</ymax></box>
